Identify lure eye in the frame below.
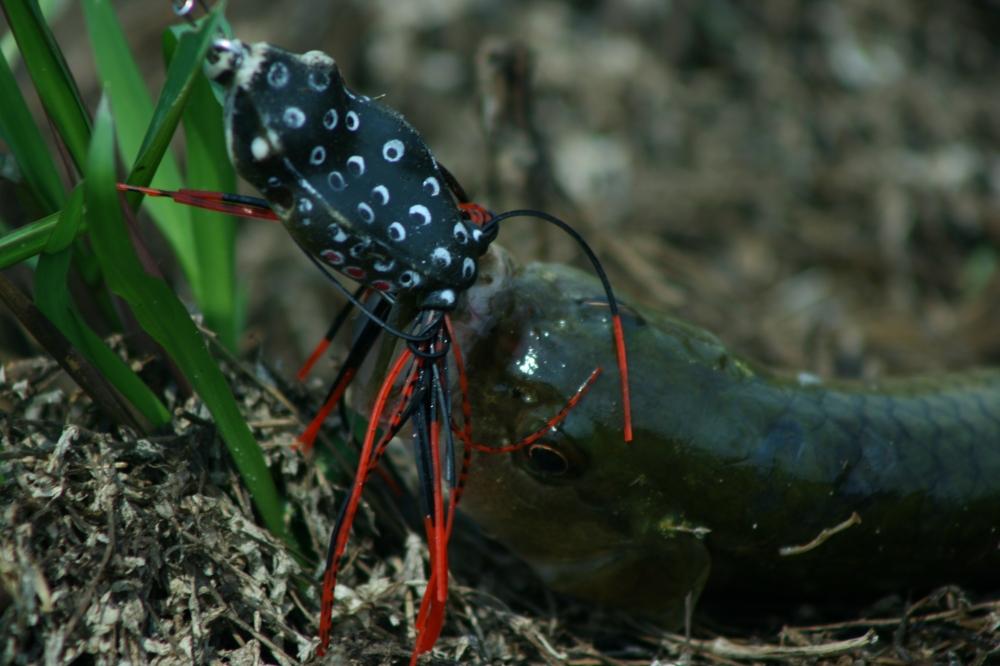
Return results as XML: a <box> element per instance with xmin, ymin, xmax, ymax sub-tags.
<box><xmin>204</xmin><ymin>39</ymin><xmax>244</xmax><ymax>85</ymax></box>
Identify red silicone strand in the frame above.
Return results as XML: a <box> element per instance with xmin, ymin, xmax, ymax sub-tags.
<box><xmin>612</xmin><ymin>313</ymin><xmax>633</xmax><ymax>442</ymax></box>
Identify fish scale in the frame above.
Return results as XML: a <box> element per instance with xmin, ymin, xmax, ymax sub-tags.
<box><xmin>207</xmin><ymin>39</ymin><xmax>487</xmax><ymax>308</ymax></box>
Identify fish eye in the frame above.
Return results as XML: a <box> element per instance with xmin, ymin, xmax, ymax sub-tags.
<box><xmin>527</xmin><ymin>444</ymin><xmax>569</xmax><ymax>475</ymax></box>
<box><xmin>515</xmin><ymin>440</ymin><xmax>586</xmax><ymax>482</ymax></box>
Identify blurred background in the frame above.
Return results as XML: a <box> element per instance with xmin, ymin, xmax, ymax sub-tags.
<box><xmin>6</xmin><ymin>0</ymin><xmax>1000</xmax><ymax>380</ymax></box>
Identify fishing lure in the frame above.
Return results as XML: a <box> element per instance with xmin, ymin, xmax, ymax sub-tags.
<box><xmin>121</xmin><ymin>6</ymin><xmax>632</xmax><ymax>661</ymax></box>
<box><xmin>451</xmin><ymin>257</ymin><xmax>1000</xmax><ymax>623</ymax></box>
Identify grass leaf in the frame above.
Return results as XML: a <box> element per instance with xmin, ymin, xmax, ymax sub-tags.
<box><xmin>81</xmin><ymin>0</ymin><xmax>197</xmax><ymax>288</ymax></box>
<box><xmin>170</xmin><ymin>25</ymin><xmax>242</xmax><ymax>351</ymax></box>
<box><xmin>85</xmin><ymin>96</ymin><xmax>298</xmax><ymax>553</ymax></box>
<box><xmin>0</xmin><ymin>211</ymin><xmax>59</xmax><ymax>268</ymax></box>
<box><xmin>1</xmin><ymin>0</ymin><xmax>91</xmax><ymax>173</ymax></box>
<box><xmin>34</xmin><ymin>187</ymin><xmax>171</xmax><ymax>426</ymax></box>
<box><xmin>0</xmin><ymin>46</ymin><xmax>64</xmax><ymax>210</ymax></box>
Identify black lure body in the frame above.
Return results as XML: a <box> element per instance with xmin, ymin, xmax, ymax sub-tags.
<box><xmin>205</xmin><ymin>40</ymin><xmax>491</xmax><ymax>309</ymax></box>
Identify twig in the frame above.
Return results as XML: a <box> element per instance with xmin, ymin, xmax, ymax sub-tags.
<box><xmin>205</xmin><ymin>587</ymin><xmax>302</xmax><ymax>666</ymax></box>
<box><xmin>511</xmin><ymin>615</ymin><xmax>569</xmax><ymax>664</ymax></box>
<box><xmin>197</xmin><ymin>321</ymin><xmax>302</xmax><ymax>418</ymax></box>
<box><xmin>779</xmin><ymin>511</ymin><xmax>862</xmax><ymax>556</ymax></box>
<box><xmin>245</xmin><ymin>417</ymin><xmax>299</xmax><ymax>429</ymax></box>
<box><xmin>662</xmin><ymin>629</ymin><xmax>877</xmax><ymax>661</ymax></box>
<box><xmin>791</xmin><ymin>600</ymin><xmax>1000</xmax><ymax>632</ymax></box>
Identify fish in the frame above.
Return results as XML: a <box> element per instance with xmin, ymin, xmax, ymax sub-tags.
<box><xmin>450</xmin><ymin>249</ymin><xmax>1000</xmax><ymax>623</ymax></box>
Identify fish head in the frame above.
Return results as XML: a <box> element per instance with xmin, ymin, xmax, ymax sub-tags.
<box><xmin>452</xmin><ymin>256</ymin><xmax>711</xmax><ymax>623</ymax></box>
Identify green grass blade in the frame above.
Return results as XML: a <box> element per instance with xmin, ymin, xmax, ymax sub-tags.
<box><xmin>86</xmin><ymin>97</ymin><xmax>297</xmax><ymax>552</ymax></box>
<box><xmin>0</xmin><ymin>2</ymin><xmax>110</xmax><ymax>322</ymax></box>
<box><xmin>0</xmin><ymin>0</ymin><xmax>65</xmax><ymax>65</ymax></box>
<box><xmin>0</xmin><ymin>47</ymin><xmax>64</xmax><ymax>210</ymax></box>
<box><xmin>81</xmin><ymin>0</ymin><xmax>197</xmax><ymax>289</ymax></box>
<box><xmin>169</xmin><ymin>28</ymin><xmax>241</xmax><ymax>351</ymax></box>
<box><xmin>127</xmin><ymin>7</ymin><xmax>241</xmax><ymax>349</ymax></box>
<box><xmin>0</xmin><ymin>210</ymin><xmax>60</xmax><ymax>268</ymax></box>
<box><xmin>1</xmin><ymin>0</ymin><xmax>91</xmax><ymax>173</ymax></box>
<box><xmin>182</xmin><ymin>89</ymin><xmax>241</xmax><ymax>351</ymax></box>
<box><xmin>127</xmin><ymin>6</ymin><xmax>225</xmax><ymax>188</ymax></box>
<box><xmin>34</xmin><ymin>187</ymin><xmax>171</xmax><ymax>426</ymax></box>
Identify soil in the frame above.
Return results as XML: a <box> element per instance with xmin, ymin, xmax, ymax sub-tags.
<box><xmin>2</xmin><ymin>1</ymin><xmax>999</xmax><ymax>664</ymax></box>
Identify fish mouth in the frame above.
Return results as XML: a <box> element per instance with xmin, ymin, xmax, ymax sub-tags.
<box><xmin>450</xmin><ymin>244</ymin><xmax>518</xmax><ymax>344</ymax></box>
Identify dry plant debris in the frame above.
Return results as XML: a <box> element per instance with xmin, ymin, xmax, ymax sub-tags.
<box><xmin>2</xmin><ymin>353</ymin><xmax>998</xmax><ymax>665</ymax></box>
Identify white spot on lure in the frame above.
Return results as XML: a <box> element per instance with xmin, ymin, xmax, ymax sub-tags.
<box><xmin>283</xmin><ymin>106</ymin><xmax>306</xmax><ymax>128</ymax></box>
<box><xmin>267</xmin><ymin>61</ymin><xmax>289</xmax><ymax>88</ymax></box>
<box><xmin>388</xmin><ymin>222</ymin><xmax>406</xmax><ymax>241</ymax></box>
<box><xmin>357</xmin><ymin>202</ymin><xmax>375</xmax><ymax>223</ymax></box>
<box><xmin>251</xmin><ymin>136</ymin><xmax>270</xmax><ymax>161</ymax></box>
<box><xmin>422</xmin><ymin>176</ymin><xmax>440</xmax><ymax>196</ymax></box>
<box><xmin>409</xmin><ymin>204</ymin><xmax>431</xmax><ymax>225</ymax></box>
<box><xmin>308</xmin><ymin>69</ymin><xmax>330</xmax><ymax>91</ymax></box>
<box><xmin>310</xmin><ymin>146</ymin><xmax>326</xmax><ymax>165</ymax></box>
<box><xmin>350</xmin><ymin>241</ymin><xmax>370</xmax><ymax>258</ymax></box>
<box><xmin>328</xmin><ymin>223</ymin><xmax>348</xmax><ymax>243</ymax></box>
<box><xmin>374</xmin><ymin>258</ymin><xmax>396</xmax><ymax>272</ymax></box>
<box><xmin>431</xmin><ymin>247</ymin><xmax>452</xmax><ymax>267</ymax></box>
<box><xmin>323</xmin><ymin>108</ymin><xmax>339</xmax><ymax>130</ymax></box>
<box><xmin>382</xmin><ymin>139</ymin><xmax>404</xmax><ymax>162</ymax></box>
<box><xmin>347</xmin><ymin>155</ymin><xmax>365</xmax><ymax>176</ymax></box>
<box><xmin>345</xmin><ymin>110</ymin><xmax>360</xmax><ymax>131</ymax></box>
<box><xmin>266</xmin><ymin>128</ymin><xmax>283</xmax><ymax>149</ymax></box>
<box><xmin>437</xmin><ymin>289</ymin><xmax>456</xmax><ymax>306</ymax></box>
<box><xmin>300</xmin><ymin>50</ymin><xmax>335</xmax><ymax>68</ymax></box>
<box><xmin>371</xmin><ymin>185</ymin><xmax>390</xmax><ymax>205</ymax></box>
<box><xmin>398</xmin><ymin>270</ymin><xmax>421</xmax><ymax>287</ymax></box>
<box><xmin>328</xmin><ymin>171</ymin><xmax>346</xmax><ymax>191</ymax></box>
